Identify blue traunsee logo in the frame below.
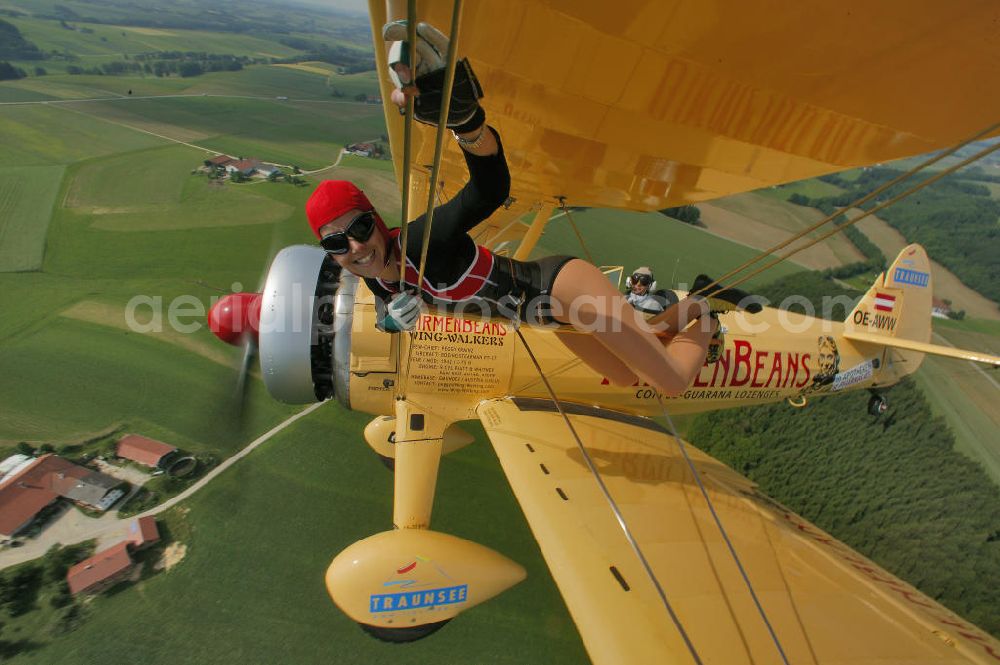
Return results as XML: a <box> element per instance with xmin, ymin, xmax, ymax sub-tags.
<box><xmin>893</xmin><ymin>267</ymin><xmax>929</xmax><ymax>288</ymax></box>
<box><xmin>370</xmin><ymin>584</ymin><xmax>468</xmax><ymax>613</ymax></box>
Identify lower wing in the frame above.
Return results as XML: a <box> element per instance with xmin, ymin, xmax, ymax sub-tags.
<box><xmin>477</xmin><ymin>397</ymin><xmax>1000</xmax><ymax>665</ymax></box>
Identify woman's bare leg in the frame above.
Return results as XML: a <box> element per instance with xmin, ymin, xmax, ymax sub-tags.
<box><xmin>554</xmin><ymin>331</ymin><xmax>639</xmax><ymax>386</ymax></box>
<box><xmin>551</xmin><ymin>260</ymin><xmax>714</xmax><ymax>396</ymax></box>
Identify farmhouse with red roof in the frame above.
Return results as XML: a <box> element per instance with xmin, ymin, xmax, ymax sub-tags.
<box><xmin>129</xmin><ymin>515</ymin><xmax>160</xmax><ymax>550</ymax></box>
<box><xmin>116</xmin><ymin>435</ymin><xmax>177</xmax><ymax>469</ymax></box>
<box><xmin>0</xmin><ymin>455</ymin><xmax>124</xmax><ymax>537</ymax></box>
<box><xmin>205</xmin><ymin>154</ymin><xmax>233</xmax><ymax>168</ymax></box>
<box><xmin>66</xmin><ymin>541</ymin><xmax>135</xmax><ymax>595</ymax></box>
<box><xmin>225</xmin><ymin>158</ymin><xmax>260</xmax><ymax>176</ymax></box>
<box><xmin>66</xmin><ymin>517</ymin><xmax>162</xmax><ymax>595</ymax></box>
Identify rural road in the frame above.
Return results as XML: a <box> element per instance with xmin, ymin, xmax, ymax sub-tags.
<box><xmin>0</xmin><ymin>401</ymin><xmax>327</xmax><ymax>570</ymax></box>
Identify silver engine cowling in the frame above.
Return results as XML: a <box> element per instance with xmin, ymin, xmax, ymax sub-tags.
<box><xmin>257</xmin><ymin>245</ymin><xmax>356</xmax><ymax>408</ymax></box>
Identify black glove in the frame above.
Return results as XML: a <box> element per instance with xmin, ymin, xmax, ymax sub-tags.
<box><xmin>384</xmin><ymin>20</ymin><xmax>484</xmax><ymax>130</ymax></box>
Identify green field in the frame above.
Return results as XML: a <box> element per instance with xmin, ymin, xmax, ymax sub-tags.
<box><xmin>0</xmin><ymin>165</ymin><xmax>64</xmax><ymax>271</ymax></box>
<box><xmin>0</xmin><ymin>314</ymin><xmax>292</xmax><ymax>449</ymax></box>
<box><xmin>64</xmin><ymin>145</ymin><xmax>296</xmax><ymax>232</ymax></box>
<box><xmin>0</xmin><ymin>103</ymin><xmax>166</xmax><ymax>166</ymax></box>
<box><xmin>706</xmin><ymin>191</ymin><xmax>865</xmax><ymax>267</ymax></box>
<box><xmin>916</xmin><ymin>321</ymin><xmax>1000</xmax><ymax>484</ymax></box>
<box><xmin>0</xmin><ymin>74</ymin><xmax>191</xmax><ymax>102</ymax></box>
<box><xmin>761</xmin><ymin>177</ymin><xmax>845</xmax><ymax>201</ymax></box>
<box><xmin>59</xmin><ymin>94</ymin><xmax>382</xmax><ymax>170</ymax></box>
<box><xmin>0</xmin><ymin>85</ymin><xmax>58</xmax><ymax>102</ymax></box>
<box><xmin>3</xmin><ymin>15</ymin><xmax>335</xmax><ymax>60</ymax></box>
<box><xmin>535</xmin><ymin>207</ymin><xmax>802</xmax><ymax>290</ymax></box>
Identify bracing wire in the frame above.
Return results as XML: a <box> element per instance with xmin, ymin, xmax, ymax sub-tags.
<box><xmin>413</xmin><ymin>0</ymin><xmax>464</xmax><ymax>295</ymax></box>
<box><xmin>397</xmin><ymin>0</ymin><xmax>464</xmax><ymax>395</ymax></box>
<box><xmin>692</xmin><ymin>121</ymin><xmax>1000</xmax><ymax>297</ymax></box>
<box><xmin>721</xmin><ymin>139</ymin><xmax>1000</xmax><ymax>293</ymax></box>
<box><xmin>654</xmin><ymin>396</ymin><xmax>792</xmax><ymax>665</ymax></box>
<box><xmin>514</xmin><ymin>328</ymin><xmax>704</xmax><ymax>665</ymax></box>
<box><xmin>558</xmin><ymin>197</ymin><xmax>595</xmax><ymax>264</ymax></box>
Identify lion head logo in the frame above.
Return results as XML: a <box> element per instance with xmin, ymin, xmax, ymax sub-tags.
<box><xmin>814</xmin><ymin>335</ymin><xmax>841</xmax><ymax>386</ymax></box>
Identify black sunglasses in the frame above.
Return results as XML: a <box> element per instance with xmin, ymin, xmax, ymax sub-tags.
<box><xmin>320</xmin><ymin>211</ymin><xmax>377</xmax><ymax>255</ymax></box>
<box><xmin>631</xmin><ymin>273</ymin><xmax>652</xmax><ymax>286</ymax></box>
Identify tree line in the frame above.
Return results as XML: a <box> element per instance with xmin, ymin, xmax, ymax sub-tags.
<box><xmin>808</xmin><ymin>168</ymin><xmax>1000</xmax><ymax>304</ymax></box>
<box><xmin>0</xmin><ymin>18</ymin><xmax>43</xmax><ymax>60</ymax></box>
<box><xmin>659</xmin><ymin>205</ymin><xmax>703</xmax><ymax>226</ymax></box>
<box><xmin>688</xmin><ymin>271</ymin><xmax>1000</xmax><ymax>637</ymax></box>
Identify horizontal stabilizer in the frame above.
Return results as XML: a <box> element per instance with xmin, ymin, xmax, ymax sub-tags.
<box><xmin>844</xmin><ymin>330</ymin><xmax>1000</xmax><ymax>367</ymax></box>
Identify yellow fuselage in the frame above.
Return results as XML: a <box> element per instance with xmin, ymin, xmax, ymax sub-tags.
<box><xmin>347</xmin><ymin>285</ymin><xmax>913</xmax><ymax>422</ymax></box>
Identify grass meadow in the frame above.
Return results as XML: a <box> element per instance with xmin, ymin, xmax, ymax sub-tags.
<box><xmin>0</xmin><ymin>66</ymin><xmax>379</xmax><ymax>104</ymax></box>
<box><xmin>63</xmin><ymin>94</ymin><xmax>384</xmax><ymax>170</ymax></box>
<box><xmin>5</xmin><ymin>16</ymin><xmax>306</xmax><ymax>61</ymax></box>
<box><xmin>0</xmin><ymin>165</ymin><xmax>64</xmax><ymax>271</ymax></box>
<box><xmin>760</xmin><ymin>177</ymin><xmax>844</xmax><ymax>201</ymax></box>
<box><xmin>918</xmin><ymin>321</ymin><xmax>1000</xmax><ymax>484</ymax></box>
<box><xmin>705</xmin><ymin>191</ymin><xmax>865</xmax><ymax>267</ymax></box>
<box><xmin>0</xmin><ymin>104</ymin><xmax>165</xmax><ymax>166</ymax></box>
<box><xmin>534</xmin><ymin>207</ymin><xmax>801</xmax><ymax>290</ymax></box>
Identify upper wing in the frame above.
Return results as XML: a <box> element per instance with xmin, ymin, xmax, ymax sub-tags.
<box><xmin>476</xmin><ymin>397</ymin><xmax>1000</xmax><ymax>665</ymax></box>
<box><xmin>369</xmin><ymin>0</ymin><xmax>1000</xmax><ymax>215</ymax></box>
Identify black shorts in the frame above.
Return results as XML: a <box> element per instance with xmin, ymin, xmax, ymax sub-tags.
<box><xmin>365</xmin><ymin>253</ymin><xmax>576</xmax><ymax>326</ymax></box>
<box><xmin>488</xmin><ymin>254</ymin><xmax>576</xmax><ymax>324</ymax></box>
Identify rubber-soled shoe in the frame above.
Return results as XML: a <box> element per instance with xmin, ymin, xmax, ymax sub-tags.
<box><xmin>705</xmin><ymin>315</ymin><xmax>725</xmax><ymax>365</ymax></box>
<box><xmin>691</xmin><ymin>274</ymin><xmax>764</xmax><ymax>314</ymax></box>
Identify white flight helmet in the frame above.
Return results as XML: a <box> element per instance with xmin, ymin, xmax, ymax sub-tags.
<box><xmin>626</xmin><ymin>266</ymin><xmax>657</xmax><ymax>291</ymax></box>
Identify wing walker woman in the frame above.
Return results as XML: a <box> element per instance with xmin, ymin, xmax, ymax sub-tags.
<box><xmin>305</xmin><ymin>22</ymin><xmax>762</xmax><ymax>397</ymax></box>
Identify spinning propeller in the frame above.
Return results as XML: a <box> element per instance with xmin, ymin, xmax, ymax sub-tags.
<box><xmin>208</xmin><ymin>291</ymin><xmax>263</xmax><ymax>424</ymax></box>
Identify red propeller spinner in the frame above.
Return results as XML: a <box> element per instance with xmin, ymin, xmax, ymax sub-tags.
<box><xmin>208</xmin><ymin>293</ymin><xmax>262</xmax><ymax>346</ymax></box>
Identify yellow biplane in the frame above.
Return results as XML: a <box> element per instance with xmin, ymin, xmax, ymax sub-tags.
<box><xmin>210</xmin><ymin>1</ymin><xmax>1000</xmax><ymax>662</ymax></box>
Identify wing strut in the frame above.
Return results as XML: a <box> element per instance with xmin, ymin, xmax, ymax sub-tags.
<box><xmin>557</xmin><ymin>197</ymin><xmax>595</xmax><ymax>264</ymax></box>
<box><xmin>393</xmin><ymin>0</ymin><xmax>418</xmax><ymax>400</ymax></box>
<box><xmin>513</xmin><ymin>328</ymin><xmax>705</xmax><ymax>665</ymax></box>
<box><xmin>653</xmin><ymin>397</ymin><xmax>792</xmax><ymax>665</ymax></box>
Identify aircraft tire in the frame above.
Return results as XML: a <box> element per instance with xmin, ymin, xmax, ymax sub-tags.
<box><xmin>867</xmin><ymin>394</ymin><xmax>888</xmax><ymax>417</ymax></box>
<box><xmin>359</xmin><ymin>619</ymin><xmax>450</xmax><ymax>643</ymax></box>
<box><xmin>376</xmin><ymin>453</ymin><xmax>395</xmax><ymax>471</ymax></box>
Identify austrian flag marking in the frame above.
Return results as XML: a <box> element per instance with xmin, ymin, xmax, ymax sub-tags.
<box><xmin>873</xmin><ymin>293</ymin><xmax>896</xmax><ymax>312</ymax></box>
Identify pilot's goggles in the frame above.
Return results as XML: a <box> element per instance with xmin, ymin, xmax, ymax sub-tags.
<box><xmin>631</xmin><ymin>273</ymin><xmax>652</xmax><ymax>286</ymax></box>
<box><xmin>320</xmin><ymin>211</ymin><xmax>377</xmax><ymax>255</ymax></box>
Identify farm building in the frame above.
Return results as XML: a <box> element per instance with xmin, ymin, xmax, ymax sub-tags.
<box><xmin>225</xmin><ymin>158</ymin><xmax>260</xmax><ymax>176</ymax></box>
<box><xmin>204</xmin><ymin>154</ymin><xmax>233</xmax><ymax>168</ymax></box>
<box><xmin>66</xmin><ymin>542</ymin><xmax>135</xmax><ymax>595</ymax></box>
<box><xmin>346</xmin><ymin>142</ymin><xmax>374</xmax><ymax>157</ymax></box>
<box><xmin>128</xmin><ymin>515</ymin><xmax>160</xmax><ymax>550</ymax></box>
<box><xmin>0</xmin><ymin>455</ymin><xmax>124</xmax><ymax>537</ymax></box>
<box><xmin>116</xmin><ymin>435</ymin><xmax>177</xmax><ymax>469</ymax></box>
<box><xmin>67</xmin><ymin>517</ymin><xmax>161</xmax><ymax>595</ymax></box>
<box><xmin>932</xmin><ymin>298</ymin><xmax>953</xmax><ymax>319</ymax></box>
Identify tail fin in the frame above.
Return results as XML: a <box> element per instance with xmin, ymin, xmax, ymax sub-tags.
<box><xmin>843</xmin><ymin>245</ymin><xmax>1000</xmax><ymax>368</ymax></box>
<box><xmin>845</xmin><ymin>244</ymin><xmax>932</xmax><ymax>344</ymax></box>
